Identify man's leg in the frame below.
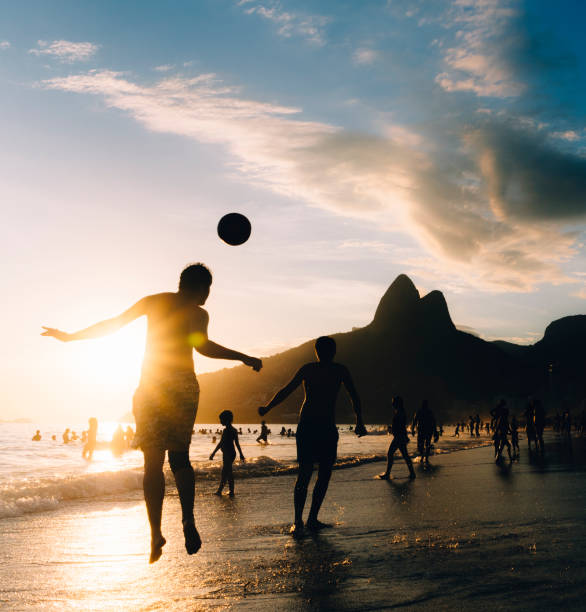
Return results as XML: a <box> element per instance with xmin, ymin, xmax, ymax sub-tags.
<box><xmin>307</xmin><ymin>460</ymin><xmax>334</xmax><ymax>529</ymax></box>
<box><xmin>168</xmin><ymin>450</ymin><xmax>201</xmax><ymax>555</ymax></box>
<box><xmin>398</xmin><ymin>443</ymin><xmax>416</xmax><ymax>478</ymax></box>
<box><xmin>143</xmin><ymin>447</ymin><xmax>166</xmax><ymax>563</ymax></box>
<box><xmin>294</xmin><ymin>461</ymin><xmax>314</xmax><ymax>529</ymax></box>
<box><xmin>380</xmin><ymin>438</ymin><xmax>398</xmax><ymax>478</ymax></box>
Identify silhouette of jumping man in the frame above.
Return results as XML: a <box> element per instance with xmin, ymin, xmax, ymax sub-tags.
<box><xmin>379</xmin><ymin>396</ymin><xmax>416</xmax><ymax>480</ymax></box>
<box><xmin>210</xmin><ymin>410</ymin><xmax>245</xmax><ymax>497</ymax></box>
<box><xmin>82</xmin><ymin>417</ymin><xmax>98</xmax><ymax>461</ymax></box>
<box><xmin>42</xmin><ymin>263</ymin><xmax>262</xmax><ymax>563</ymax></box>
<box><xmin>411</xmin><ymin>399</ymin><xmax>438</xmax><ymax>466</ymax></box>
<box><xmin>258</xmin><ymin>336</ymin><xmax>365</xmax><ymax>535</ymax></box>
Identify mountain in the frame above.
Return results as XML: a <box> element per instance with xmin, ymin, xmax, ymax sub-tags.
<box><xmin>195</xmin><ymin>275</ymin><xmax>586</xmax><ymax>423</ymax></box>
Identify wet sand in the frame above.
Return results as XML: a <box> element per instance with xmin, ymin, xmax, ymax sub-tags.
<box><xmin>2</xmin><ymin>435</ymin><xmax>586</xmax><ymax>610</ymax></box>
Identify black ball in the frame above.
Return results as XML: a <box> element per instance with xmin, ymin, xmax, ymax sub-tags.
<box><xmin>217</xmin><ymin>213</ymin><xmax>251</xmax><ymax>246</ymax></box>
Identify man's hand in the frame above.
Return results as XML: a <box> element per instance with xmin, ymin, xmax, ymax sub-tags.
<box><xmin>354</xmin><ymin>419</ymin><xmax>367</xmax><ymax>437</ymax></box>
<box><xmin>41</xmin><ymin>327</ymin><xmax>71</xmax><ymax>342</ymax></box>
<box><xmin>258</xmin><ymin>406</ymin><xmax>269</xmax><ymax>417</ymax></box>
<box><xmin>243</xmin><ymin>356</ymin><xmax>262</xmax><ymax>372</ymax></box>
<box><xmin>209</xmin><ymin>453</ymin><xmax>215</xmax><ymax>461</ymax></box>
<box><xmin>240</xmin><ymin>454</ymin><xmax>245</xmax><ymax>462</ymax></box>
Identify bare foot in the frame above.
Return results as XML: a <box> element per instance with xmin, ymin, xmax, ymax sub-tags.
<box><xmin>183</xmin><ymin>521</ymin><xmax>202</xmax><ymax>555</ymax></box>
<box><xmin>149</xmin><ymin>534</ymin><xmax>166</xmax><ymax>564</ymax></box>
<box><xmin>213</xmin><ymin>490</ymin><xmax>222</xmax><ymax>496</ymax></box>
<box><xmin>409</xmin><ymin>472</ymin><xmax>417</xmax><ymax>479</ymax></box>
<box><xmin>378</xmin><ymin>473</ymin><xmax>391</xmax><ymax>480</ymax></box>
<box><xmin>306</xmin><ymin>519</ymin><xmax>332</xmax><ymax>531</ymax></box>
<box><xmin>290</xmin><ymin>522</ymin><xmax>304</xmax><ymax>537</ymax></box>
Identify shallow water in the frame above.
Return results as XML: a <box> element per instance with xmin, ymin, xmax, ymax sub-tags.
<box><xmin>0</xmin><ymin>422</ymin><xmax>489</xmax><ymax>519</ymax></box>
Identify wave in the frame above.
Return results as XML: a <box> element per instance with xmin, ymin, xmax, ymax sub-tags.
<box><xmin>0</xmin><ymin>440</ymin><xmax>492</xmax><ymax>519</ymax></box>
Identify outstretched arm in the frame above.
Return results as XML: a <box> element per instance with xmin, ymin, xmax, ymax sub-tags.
<box><xmin>258</xmin><ymin>367</ymin><xmax>305</xmax><ymax>416</ymax></box>
<box><xmin>209</xmin><ymin>439</ymin><xmax>222</xmax><ymax>460</ymax></box>
<box><xmin>342</xmin><ymin>367</ymin><xmax>366</xmax><ymax>436</ymax></box>
<box><xmin>192</xmin><ymin>309</ymin><xmax>262</xmax><ymax>372</ymax></box>
<box><xmin>41</xmin><ymin>297</ymin><xmax>149</xmax><ymax>342</ymax></box>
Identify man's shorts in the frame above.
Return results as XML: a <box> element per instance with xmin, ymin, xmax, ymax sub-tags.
<box><xmin>296</xmin><ymin>423</ymin><xmax>339</xmax><ymax>465</ymax></box>
<box><xmin>132</xmin><ymin>372</ymin><xmax>199</xmax><ymax>452</ymax></box>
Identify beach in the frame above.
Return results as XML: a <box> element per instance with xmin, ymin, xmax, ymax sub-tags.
<box><xmin>2</xmin><ymin>431</ymin><xmax>586</xmax><ymax>610</ymax></box>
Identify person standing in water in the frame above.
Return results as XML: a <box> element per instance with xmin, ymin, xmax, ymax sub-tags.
<box><xmin>209</xmin><ymin>410</ymin><xmax>245</xmax><ymax>497</ymax></box>
<box><xmin>82</xmin><ymin>417</ymin><xmax>98</xmax><ymax>461</ymax></box>
<box><xmin>510</xmin><ymin>415</ymin><xmax>520</xmax><ymax>459</ymax></box>
<box><xmin>256</xmin><ymin>420</ymin><xmax>270</xmax><ymax>444</ymax></box>
<box><xmin>523</xmin><ymin>399</ymin><xmax>536</xmax><ymax>453</ymax></box>
<box><xmin>42</xmin><ymin>263</ymin><xmax>262</xmax><ymax>563</ymax></box>
<box><xmin>379</xmin><ymin>396</ymin><xmax>416</xmax><ymax>480</ymax></box>
<box><xmin>533</xmin><ymin>399</ymin><xmax>546</xmax><ymax>453</ymax></box>
<box><xmin>258</xmin><ymin>336</ymin><xmax>365</xmax><ymax>535</ymax></box>
<box><xmin>411</xmin><ymin>400</ymin><xmax>438</xmax><ymax>466</ymax></box>
<box><xmin>495</xmin><ymin>406</ymin><xmax>512</xmax><ymax>462</ymax></box>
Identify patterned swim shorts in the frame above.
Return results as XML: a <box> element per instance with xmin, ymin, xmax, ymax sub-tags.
<box><xmin>132</xmin><ymin>372</ymin><xmax>199</xmax><ymax>452</ymax></box>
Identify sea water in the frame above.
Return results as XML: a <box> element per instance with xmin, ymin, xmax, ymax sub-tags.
<box><xmin>0</xmin><ymin>422</ymin><xmax>400</xmax><ymax>519</ymax></box>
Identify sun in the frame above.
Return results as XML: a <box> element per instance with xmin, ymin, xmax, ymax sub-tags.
<box><xmin>70</xmin><ymin>322</ymin><xmax>146</xmax><ymax>388</ymax></box>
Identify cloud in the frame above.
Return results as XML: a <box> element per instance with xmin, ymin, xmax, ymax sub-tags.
<box><xmin>29</xmin><ymin>40</ymin><xmax>99</xmax><ymax>63</ymax></box>
<box><xmin>353</xmin><ymin>48</ymin><xmax>379</xmax><ymax>66</ymax></box>
<box><xmin>154</xmin><ymin>64</ymin><xmax>175</xmax><ymax>72</ymax></box>
<box><xmin>42</xmin><ymin>70</ymin><xmax>585</xmax><ymax>292</ymax></box>
<box><xmin>239</xmin><ymin>1</ymin><xmax>329</xmax><ymax>45</ymax></box>
<box><xmin>436</xmin><ymin>0</ymin><xmax>524</xmax><ymax>98</ymax></box>
<box><xmin>0</xmin><ymin>41</ymin><xmax>10</xmax><ymax>50</ymax></box>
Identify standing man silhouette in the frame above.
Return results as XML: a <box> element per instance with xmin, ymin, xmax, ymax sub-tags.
<box><xmin>258</xmin><ymin>336</ymin><xmax>365</xmax><ymax>535</ymax></box>
<box><xmin>42</xmin><ymin>263</ymin><xmax>262</xmax><ymax>562</ymax></box>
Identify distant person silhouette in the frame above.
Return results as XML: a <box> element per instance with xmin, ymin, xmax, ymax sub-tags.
<box><xmin>258</xmin><ymin>336</ymin><xmax>365</xmax><ymax>535</ymax></box>
<box><xmin>523</xmin><ymin>399</ymin><xmax>536</xmax><ymax>452</ymax></box>
<box><xmin>210</xmin><ymin>410</ymin><xmax>244</xmax><ymax>497</ymax></box>
<box><xmin>411</xmin><ymin>400</ymin><xmax>437</xmax><ymax>466</ymax></box>
<box><xmin>510</xmin><ymin>415</ymin><xmax>520</xmax><ymax>458</ymax></box>
<box><xmin>379</xmin><ymin>396</ymin><xmax>416</xmax><ymax>480</ymax></box>
<box><xmin>256</xmin><ymin>420</ymin><xmax>270</xmax><ymax>444</ymax></box>
<box><xmin>491</xmin><ymin>400</ymin><xmax>506</xmax><ymax>456</ymax></box>
<box><xmin>125</xmin><ymin>426</ymin><xmax>134</xmax><ymax>448</ymax></box>
<box><xmin>62</xmin><ymin>428</ymin><xmax>70</xmax><ymax>444</ymax></box>
<box><xmin>533</xmin><ymin>399</ymin><xmax>545</xmax><ymax>453</ymax></box>
<box><xmin>475</xmin><ymin>414</ymin><xmax>480</xmax><ymax>437</ymax></box>
<box><xmin>82</xmin><ymin>417</ymin><xmax>98</xmax><ymax>461</ymax></box>
<box><xmin>495</xmin><ymin>405</ymin><xmax>512</xmax><ymax>462</ymax></box>
<box><xmin>42</xmin><ymin>263</ymin><xmax>262</xmax><ymax>563</ymax></box>
<box><xmin>32</xmin><ymin>430</ymin><xmax>41</xmax><ymax>441</ymax></box>
<box><xmin>454</xmin><ymin>423</ymin><xmax>460</xmax><ymax>437</ymax></box>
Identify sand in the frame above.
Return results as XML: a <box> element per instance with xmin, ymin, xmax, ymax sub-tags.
<box><xmin>2</xmin><ymin>434</ymin><xmax>586</xmax><ymax>610</ymax></box>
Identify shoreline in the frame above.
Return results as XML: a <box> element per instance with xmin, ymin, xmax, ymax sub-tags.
<box><xmin>2</xmin><ymin>435</ymin><xmax>586</xmax><ymax>610</ymax></box>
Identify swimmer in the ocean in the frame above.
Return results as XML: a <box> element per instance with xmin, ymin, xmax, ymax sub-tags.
<box><xmin>258</xmin><ymin>336</ymin><xmax>365</xmax><ymax>535</ymax></box>
<box><xmin>82</xmin><ymin>417</ymin><xmax>98</xmax><ymax>461</ymax></box>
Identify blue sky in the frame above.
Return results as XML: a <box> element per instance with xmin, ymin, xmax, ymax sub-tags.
<box><xmin>1</xmin><ymin>0</ymin><xmax>585</xmax><ymax>421</ymax></box>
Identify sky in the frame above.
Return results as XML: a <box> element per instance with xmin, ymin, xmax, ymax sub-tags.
<box><xmin>1</xmin><ymin>0</ymin><xmax>585</xmax><ymax>422</ymax></box>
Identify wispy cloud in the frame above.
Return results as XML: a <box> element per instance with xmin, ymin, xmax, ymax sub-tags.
<box><xmin>239</xmin><ymin>1</ymin><xmax>329</xmax><ymax>45</ymax></box>
<box><xmin>353</xmin><ymin>48</ymin><xmax>379</xmax><ymax>66</ymax></box>
<box><xmin>154</xmin><ymin>64</ymin><xmax>175</xmax><ymax>72</ymax></box>
<box><xmin>29</xmin><ymin>40</ymin><xmax>99</xmax><ymax>63</ymax></box>
<box><xmin>436</xmin><ymin>0</ymin><xmax>524</xmax><ymax>98</ymax></box>
<box><xmin>42</xmin><ymin>70</ymin><xmax>585</xmax><ymax>292</ymax></box>
<box><xmin>0</xmin><ymin>41</ymin><xmax>10</xmax><ymax>50</ymax></box>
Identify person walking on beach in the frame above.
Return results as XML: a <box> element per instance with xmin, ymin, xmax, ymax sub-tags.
<box><xmin>379</xmin><ymin>396</ymin><xmax>416</xmax><ymax>480</ymax></box>
<box><xmin>494</xmin><ymin>406</ymin><xmax>512</xmax><ymax>462</ymax></box>
<box><xmin>411</xmin><ymin>400</ymin><xmax>438</xmax><ymax>466</ymax></box>
<box><xmin>510</xmin><ymin>415</ymin><xmax>520</xmax><ymax>459</ymax></box>
<box><xmin>533</xmin><ymin>399</ymin><xmax>545</xmax><ymax>453</ymax></box>
<box><xmin>258</xmin><ymin>336</ymin><xmax>365</xmax><ymax>535</ymax></box>
<box><xmin>523</xmin><ymin>399</ymin><xmax>536</xmax><ymax>452</ymax></box>
<box><xmin>62</xmin><ymin>428</ymin><xmax>70</xmax><ymax>444</ymax></box>
<box><xmin>42</xmin><ymin>263</ymin><xmax>262</xmax><ymax>563</ymax></box>
<box><xmin>82</xmin><ymin>417</ymin><xmax>98</xmax><ymax>461</ymax></box>
<box><xmin>210</xmin><ymin>410</ymin><xmax>245</xmax><ymax>497</ymax></box>
<box><xmin>256</xmin><ymin>420</ymin><xmax>270</xmax><ymax>444</ymax></box>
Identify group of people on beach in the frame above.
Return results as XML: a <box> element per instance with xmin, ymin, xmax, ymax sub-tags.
<box><xmin>39</xmin><ymin>262</ymin><xmax>579</xmax><ymax>564</ymax></box>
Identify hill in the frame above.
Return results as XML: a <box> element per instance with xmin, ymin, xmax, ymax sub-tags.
<box><xmin>195</xmin><ymin>275</ymin><xmax>586</xmax><ymax>423</ymax></box>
